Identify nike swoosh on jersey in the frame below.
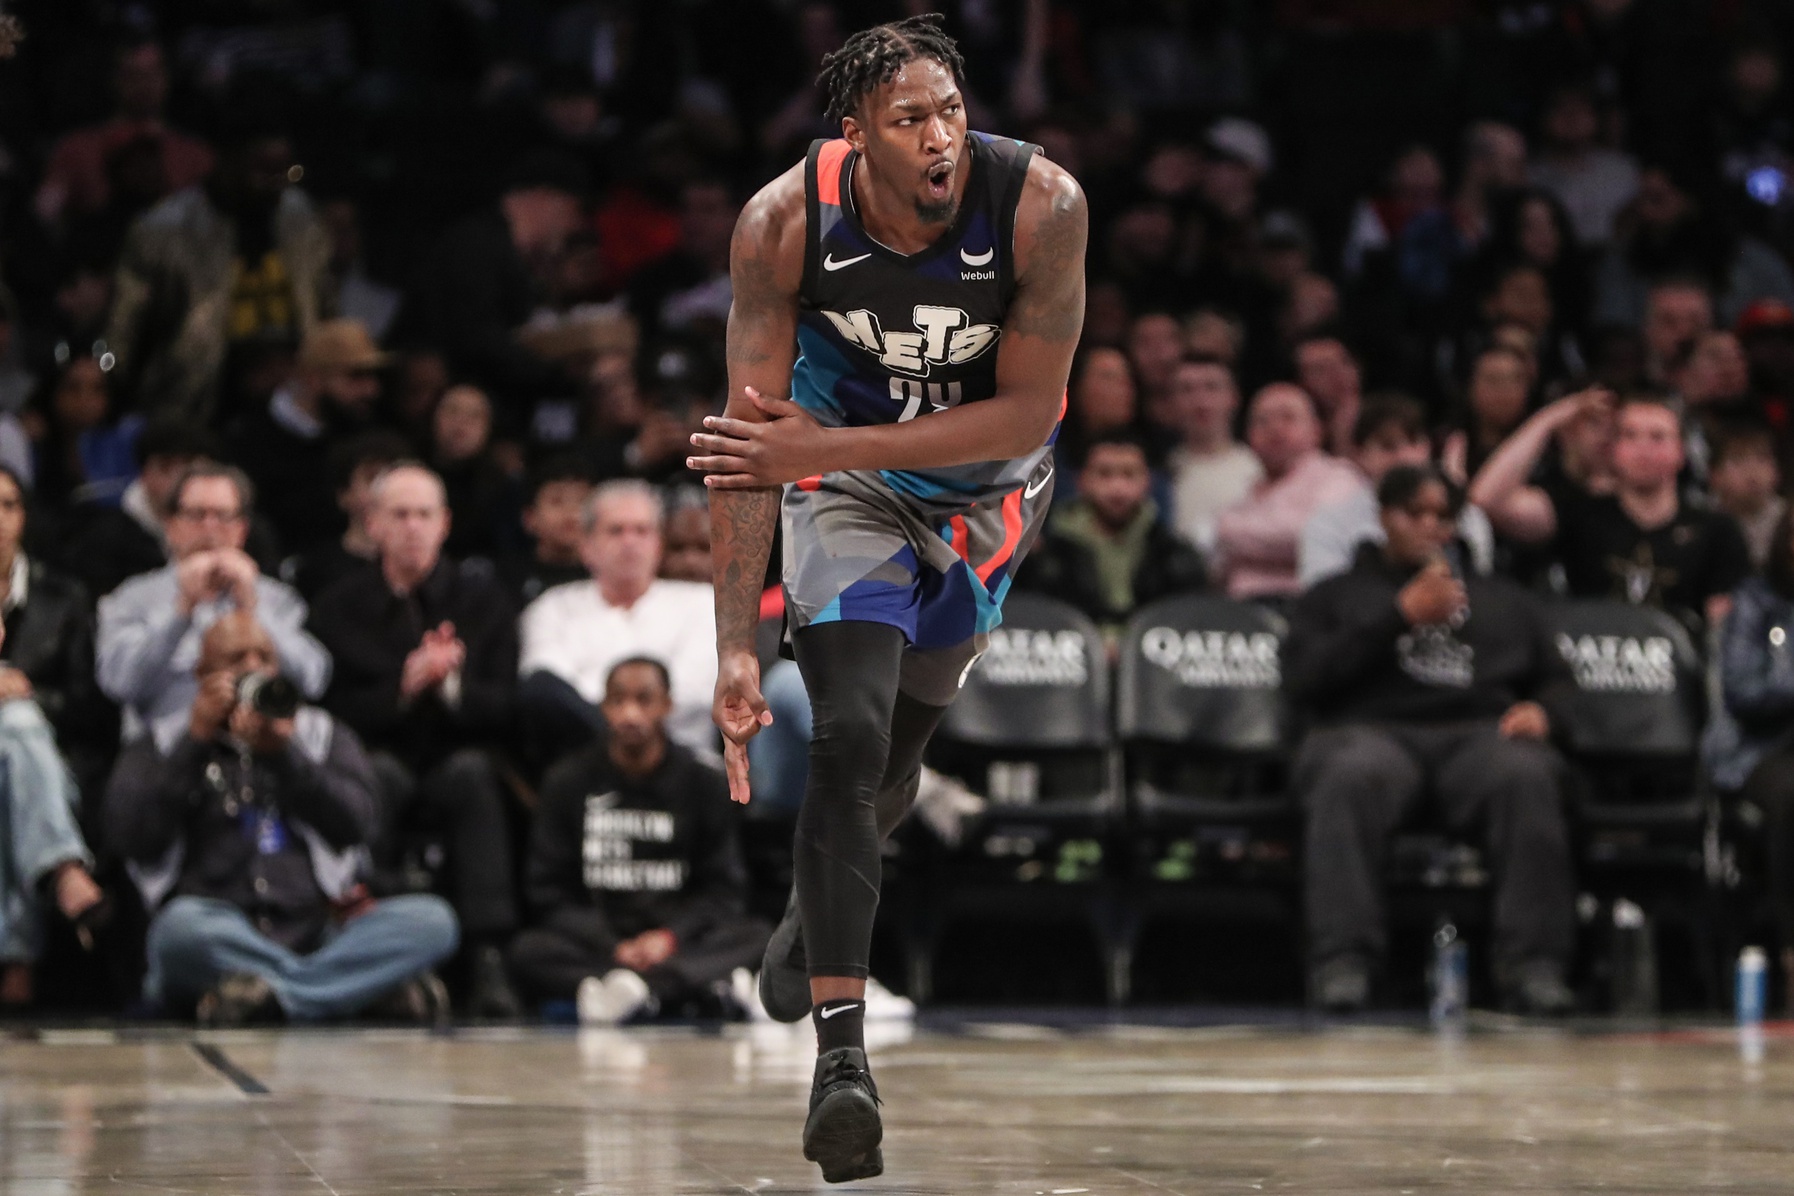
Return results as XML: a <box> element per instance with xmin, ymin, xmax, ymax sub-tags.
<box><xmin>823</xmin><ymin>253</ymin><xmax>872</xmax><ymax>271</ymax></box>
<box><xmin>1024</xmin><ymin>467</ymin><xmax>1054</xmax><ymax>499</ymax></box>
<box><xmin>960</xmin><ymin>247</ymin><xmax>994</xmax><ymax>266</ymax></box>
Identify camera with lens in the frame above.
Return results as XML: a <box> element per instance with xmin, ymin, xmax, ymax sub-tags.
<box><xmin>235</xmin><ymin>671</ymin><xmax>300</xmax><ymax>720</ymax></box>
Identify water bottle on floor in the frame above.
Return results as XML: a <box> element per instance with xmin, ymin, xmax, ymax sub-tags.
<box><xmin>1430</xmin><ymin>922</ymin><xmax>1468</xmax><ymax>1027</ymax></box>
<box><xmin>1738</xmin><ymin>946</ymin><xmax>1768</xmax><ymax>1026</ymax></box>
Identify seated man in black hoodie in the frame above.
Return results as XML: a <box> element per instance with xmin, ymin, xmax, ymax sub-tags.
<box><xmin>1284</xmin><ymin>465</ymin><xmax>1578</xmax><ymax>1016</ymax></box>
<box><xmin>510</xmin><ymin>657</ymin><xmax>769</xmax><ymax>1023</ymax></box>
<box><xmin>1015</xmin><ymin>431</ymin><xmax>1206</xmax><ymax>639</ymax></box>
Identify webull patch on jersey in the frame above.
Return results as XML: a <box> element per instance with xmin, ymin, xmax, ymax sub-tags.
<box><xmin>823</xmin><ymin>305</ymin><xmax>1001</xmax><ymax>378</ymax></box>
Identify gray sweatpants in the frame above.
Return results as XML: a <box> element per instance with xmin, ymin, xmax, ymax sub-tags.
<box><xmin>1296</xmin><ymin>721</ymin><xmax>1575</xmax><ymax>973</ymax></box>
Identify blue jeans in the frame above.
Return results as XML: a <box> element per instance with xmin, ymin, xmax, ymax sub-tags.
<box><xmin>145</xmin><ymin>894</ymin><xmax>460</xmax><ymax>1020</ymax></box>
<box><xmin>0</xmin><ymin>701</ymin><xmax>90</xmax><ymax>963</ymax></box>
<box><xmin>747</xmin><ymin>659</ymin><xmax>813</xmax><ymax>812</ymax></box>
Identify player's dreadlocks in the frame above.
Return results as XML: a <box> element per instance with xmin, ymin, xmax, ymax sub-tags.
<box><xmin>817</xmin><ymin>13</ymin><xmax>965</xmax><ymax>125</ymax></box>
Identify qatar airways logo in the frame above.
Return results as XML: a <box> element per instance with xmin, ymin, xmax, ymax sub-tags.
<box><xmin>822</xmin><ymin>305</ymin><xmax>1000</xmax><ymax>378</ymax></box>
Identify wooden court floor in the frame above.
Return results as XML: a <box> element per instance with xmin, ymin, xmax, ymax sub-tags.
<box><xmin>4</xmin><ymin>1017</ymin><xmax>1794</xmax><ymax>1194</ymax></box>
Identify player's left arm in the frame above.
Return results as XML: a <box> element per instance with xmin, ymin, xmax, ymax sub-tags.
<box><xmin>692</xmin><ymin>158</ymin><xmax>1085</xmax><ymax>487</ymax></box>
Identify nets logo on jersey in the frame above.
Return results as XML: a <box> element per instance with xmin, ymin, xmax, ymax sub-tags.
<box><xmin>822</xmin><ymin>306</ymin><xmax>1001</xmax><ymax>378</ymax></box>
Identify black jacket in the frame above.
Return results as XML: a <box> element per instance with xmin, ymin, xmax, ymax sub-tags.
<box><xmin>525</xmin><ymin>741</ymin><xmax>747</xmax><ymax>945</ymax></box>
<box><xmin>308</xmin><ymin>557</ymin><xmax>518</xmax><ymax>770</ymax></box>
<box><xmin>225</xmin><ymin>404</ymin><xmax>343</xmax><ymax>555</ymax></box>
<box><xmin>1014</xmin><ymin>510</ymin><xmax>1207</xmax><ymax>626</ymax></box>
<box><xmin>1285</xmin><ymin>543</ymin><xmax>1575</xmax><ymax>728</ymax></box>
<box><xmin>1</xmin><ymin>557</ymin><xmax>115</xmax><ymax>783</ymax></box>
<box><xmin>104</xmin><ymin>713</ymin><xmax>378</xmax><ymax>951</ymax></box>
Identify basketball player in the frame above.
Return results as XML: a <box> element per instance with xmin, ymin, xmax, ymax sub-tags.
<box><xmin>687</xmin><ymin>14</ymin><xmax>1085</xmax><ymax>1184</ymax></box>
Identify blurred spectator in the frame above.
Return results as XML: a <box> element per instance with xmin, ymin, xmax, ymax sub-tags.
<box><xmin>107</xmin><ymin>612</ymin><xmax>457</xmax><ymax>1026</ymax></box>
<box><xmin>1201</xmin><ymin>117</ymin><xmax>1271</xmax><ymax>227</ymax></box>
<box><xmin>511</xmin><ymin>657</ymin><xmax>767</xmax><ymax>1022</ymax></box>
<box><xmin>503</xmin><ymin>456</ymin><xmax>594</xmax><ymax>607</ymax></box>
<box><xmin>430</xmin><ymin>385</ymin><xmax>521</xmax><ymax>562</ymax></box>
<box><xmin>1286</xmin><ymin>465</ymin><xmax>1577</xmax><ymax>1016</ymax></box>
<box><xmin>1293</xmin><ymin>334</ymin><xmax>1364</xmax><ymax>455</ymax></box>
<box><xmin>1641</xmin><ymin>277</ymin><xmax>1715</xmax><ymax>386</ymax></box>
<box><xmin>29</xmin><ymin>355</ymin><xmax>141</xmax><ymax>508</ymax></box>
<box><xmin>55</xmin><ymin>420</ymin><xmax>220</xmax><ymax>599</ymax></box>
<box><xmin>307</xmin><ymin>464</ymin><xmax>521</xmax><ymax>1018</ymax></box>
<box><xmin>1213</xmin><ymin>383</ymin><xmax>1362</xmax><ymax>602</ymax></box>
<box><xmin>1593</xmin><ymin>166</ymin><xmax>1794</xmax><ymax>330</ymax></box>
<box><xmin>1707</xmin><ymin>422</ymin><xmax>1785</xmax><ymax>569</ymax></box>
<box><xmin>34</xmin><ymin>41</ymin><xmax>213</xmax><ymax>228</ymax></box>
<box><xmin>1183</xmin><ymin>307</ymin><xmax>1247</xmax><ymax>366</ymax></box>
<box><xmin>105</xmin><ymin>122</ymin><xmax>334</xmax><ymax>425</ymax></box>
<box><xmin>227</xmin><ymin>320</ymin><xmax>386</xmax><ymax>555</ymax></box>
<box><xmin>0</xmin><ymin>610</ymin><xmax>106</xmax><ymax>1011</ymax></box>
<box><xmin>1471</xmin><ymin>392</ymin><xmax>1750</xmax><ymax>625</ymax></box>
<box><xmin>394</xmin><ymin>151</ymin><xmax>588</xmax><ymax>405</ymax></box>
<box><xmin>627</xmin><ymin>179</ymin><xmax>738</xmax><ymax>342</ymax></box>
<box><xmin>1164</xmin><ymin>355</ymin><xmax>1261</xmax><ymax>551</ymax></box>
<box><xmin>320</xmin><ymin>198</ymin><xmax>400</xmax><ymax>343</ymax></box>
<box><xmin>1473</xmin><ymin>188</ymin><xmax>1588</xmax><ymax>336</ymax></box>
<box><xmin>1710</xmin><ymin>509</ymin><xmax>1794</xmax><ymax>1010</ymax></box>
<box><xmin>97</xmin><ymin>462</ymin><xmax>330</xmax><ymax>743</ymax></box>
<box><xmin>289</xmin><ymin>432</ymin><xmax>411</xmax><ymax>602</ymax></box>
<box><xmin>1672</xmin><ymin>329</ymin><xmax>1754</xmax><ymax>481</ymax></box>
<box><xmin>1440</xmin><ymin>345</ymin><xmax>1533</xmax><ymax>487</ymax></box>
<box><xmin>1126</xmin><ymin>312</ymin><xmax>1185</xmax><ymax>433</ymax></box>
<box><xmin>517</xmin><ymin>481</ymin><xmax>716</xmax><ymax>759</ymax></box>
<box><xmin>1058</xmin><ymin>346</ymin><xmax>1141</xmax><ymax>479</ymax></box>
<box><xmin>1529</xmin><ymin>83</ymin><xmax>1640</xmax><ymax>248</ymax></box>
<box><xmin>0</xmin><ymin>466</ymin><xmax>113</xmax><ymax>792</ymax></box>
<box><xmin>1300</xmin><ymin>394</ymin><xmax>1493</xmax><ymax>587</ymax></box>
<box><xmin>1015</xmin><ymin>432</ymin><xmax>1206</xmax><ymax>637</ymax></box>
<box><xmin>660</xmin><ymin>494</ymin><xmax>714</xmax><ymax>585</ymax></box>
<box><xmin>1455</xmin><ymin>121</ymin><xmax>1531</xmax><ymax>248</ymax></box>
<box><xmin>1342</xmin><ymin>142</ymin><xmax>1482</xmax><ymax>317</ymax></box>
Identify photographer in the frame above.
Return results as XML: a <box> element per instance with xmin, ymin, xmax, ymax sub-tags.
<box><xmin>97</xmin><ymin>462</ymin><xmax>331</xmax><ymax>742</ymax></box>
<box><xmin>106</xmin><ymin>613</ymin><xmax>457</xmax><ymax>1025</ymax></box>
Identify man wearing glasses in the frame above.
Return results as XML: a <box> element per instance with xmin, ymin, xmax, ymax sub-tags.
<box><xmin>1283</xmin><ymin>464</ymin><xmax>1579</xmax><ymax>1017</ymax></box>
<box><xmin>97</xmin><ymin>461</ymin><xmax>331</xmax><ymax>742</ymax></box>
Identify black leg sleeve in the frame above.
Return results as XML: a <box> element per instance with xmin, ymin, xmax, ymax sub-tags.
<box><xmin>791</xmin><ymin>621</ymin><xmax>909</xmax><ymax>979</ymax></box>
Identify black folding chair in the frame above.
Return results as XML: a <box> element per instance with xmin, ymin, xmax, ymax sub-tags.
<box><xmin>906</xmin><ymin>593</ymin><xmax>1126</xmax><ymax>1003</ymax></box>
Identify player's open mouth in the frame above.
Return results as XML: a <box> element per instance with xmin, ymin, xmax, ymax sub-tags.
<box><xmin>926</xmin><ymin>161</ymin><xmax>953</xmax><ymax>199</ymax></box>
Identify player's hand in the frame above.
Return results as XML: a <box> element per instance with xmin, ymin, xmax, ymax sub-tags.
<box><xmin>713</xmin><ymin>649</ymin><xmax>772</xmax><ymax>804</ymax></box>
<box><xmin>687</xmin><ymin>387</ymin><xmax>832</xmax><ymax>489</ymax></box>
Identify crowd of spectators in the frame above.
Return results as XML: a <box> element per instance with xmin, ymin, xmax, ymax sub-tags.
<box><xmin>7</xmin><ymin>0</ymin><xmax>1794</xmax><ymax>1019</ymax></box>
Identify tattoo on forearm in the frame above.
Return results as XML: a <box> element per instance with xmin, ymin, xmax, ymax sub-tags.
<box><xmin>711</xmin><ymin>487</ymin><xmax>780</xmax><ymax>652</ymax></box>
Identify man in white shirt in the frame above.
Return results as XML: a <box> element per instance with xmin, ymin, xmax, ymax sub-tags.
<box><xmin>518</xmin><ymin>480</ymin><xmax>717</xmax><ymax>758</ymax></box>
<box><xmin>1165</xmin><ymin>355</ymin><xmax>1262</xmax><ymax>552</ymax></box>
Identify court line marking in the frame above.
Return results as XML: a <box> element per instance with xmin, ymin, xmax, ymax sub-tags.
<box><xmin>190</xmin><ymin>1042</ymin><xmax>270</xmax><ymax>1095</ymax></box>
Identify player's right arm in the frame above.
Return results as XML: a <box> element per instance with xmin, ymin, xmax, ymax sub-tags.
<box><xmin>711</xmin><ymin>162</ymin><xmax>806</xmax><ymax>804</ymax></box>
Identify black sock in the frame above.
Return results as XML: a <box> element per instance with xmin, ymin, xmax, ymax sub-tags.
<box><xmin>812</xmin><ymin>999</ymin><xmax>866</xmax><ymax>1053</ymax></box>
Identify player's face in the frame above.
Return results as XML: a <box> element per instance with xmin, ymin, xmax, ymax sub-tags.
<box><xmin>848</xmin><ymin>58</ymin><xmax>967</xmax><ymax>225</ymax></box>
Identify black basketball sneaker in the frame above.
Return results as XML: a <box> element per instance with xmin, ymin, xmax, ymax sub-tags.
<box><xmin>803</xmin><ymin>1046</ymin><xmax>884</xmax><ymax>1183</ymax></box>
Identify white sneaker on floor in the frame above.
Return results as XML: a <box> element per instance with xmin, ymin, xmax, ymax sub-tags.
<box><xmin>864</xmin><ymin>976</ymin><xmax>915</xmax><ymax>1021</ymax></box>
<box><xmin>577</xmin><ymin>969</ymin><xmax>653</xmax><ymax>1025</ymax></box>
<box><xmin>732</xmin><ymin>967</ymin><xmax>776</xmax><ymax>1023</ymax></box>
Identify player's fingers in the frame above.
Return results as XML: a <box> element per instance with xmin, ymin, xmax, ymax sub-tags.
<box><xmin>750</xmin><ymin>391</ymin><xmax>804</xmax><ymax>418</ymax></box>
<box><xmin>724</xmin><ymin>740</ymin><xmax>752</xmax><ymax>804</ymax></box>
<box><xmin>688</xmin><ymin>432</ymin><xmax>755</xmax><ymax>454</ymax></box>
<box><xmin>696</xmin><ymin>418</ymin><xmax>755</xmax><ymax>440</ymax></box>
<box><xmin>686</xmin><ymin>453</ymin><xmax>754</xmax><ymax>474</ymax></box>
<box><xmin>702</xmin><ymin>472</ymin><xmax>768</xmax><ymax>490</ymax></box>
